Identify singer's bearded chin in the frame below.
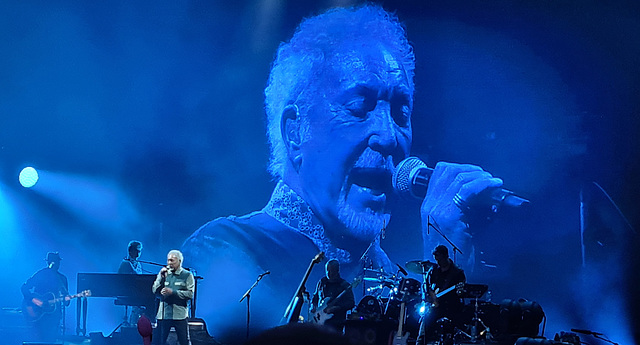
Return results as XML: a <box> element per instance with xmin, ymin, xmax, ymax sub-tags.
<box><xmin>336</xmin><ymin>200</ymin><xmax>389</xmax><ymax>243</ymax></box>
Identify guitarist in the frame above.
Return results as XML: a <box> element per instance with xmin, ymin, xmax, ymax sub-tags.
<box><xmin>21</xmin><ymin>251</ymin><xmax>69</xmax><ymax>342</ymax></box>
<box><xmin>310</xmin><ymin>260</ymin><xmax>355</xmax><ymax>332</ymax></box>
<box><xmin>418</xmin><ymin>245</ymin><xmax>466</xmax><ymax>344</ymax></box>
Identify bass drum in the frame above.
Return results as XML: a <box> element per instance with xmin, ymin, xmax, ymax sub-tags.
<box><xmin>395</xmin><ymin>278</ymin><xmax>422</xmax><ymax>301</ymax></box>
<box><xmin>356</xmin><ymin>295</ymin><xmax>382</xmax><ymax>320</ymax></box>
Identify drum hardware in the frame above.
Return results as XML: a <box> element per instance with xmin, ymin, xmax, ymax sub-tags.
<box><xmin>389</xmin><ymin>278</ymin><xmax>421</xmax><ymax>304</ymax></box>
<box><xmin>363</xmin><ymin>271</ymin><xmax>397</xmax><ymax>297</ymax></box>
<box><xmin>363</xmin><ymin>277</ymin><xmax>396</xmax><ymax>284</ymax></box>
<box><xmin>458</xmin><ymin>284</ymin><xmax>493</xmax><ymax>343</ymax></box>
<box><xmin>457</xmin><ymin>283</ymin><xmax>488</xmax><ymax>299</ymax></box>
<box><xmin>405</xmin><ymin>260</ymin><xmax>436</xmax><ymax>275</ymax></box>
<box><xmin>435</xmin><ymin>317</ymin><xmax>455</xmax><ymax>345</ymax></box>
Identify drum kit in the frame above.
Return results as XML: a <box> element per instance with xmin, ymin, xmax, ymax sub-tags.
<box><xmin>351</xmin><ymin>260</ymin><xmax>497</xmax><ymax>344</ymax></box>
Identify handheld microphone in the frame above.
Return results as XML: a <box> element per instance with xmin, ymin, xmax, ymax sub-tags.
<box><xmin>392</xmin><ymin>157</ymin><xmax>529</xmax><ymax>213</ymax></box>
<box><xmin>161</xmin><ymin>265</ymin><xmax>171</xmax><ymax>277</ymax></box>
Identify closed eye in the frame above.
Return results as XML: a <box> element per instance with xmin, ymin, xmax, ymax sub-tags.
<box><xmin>390</xmin><ymin>92</ymin><xmax>411</xmax><ymax>127</ymax></box>
<box><xmin>344</xmin><ymin>90</ymin><xmax>377</xmax><ymax>118</ymax></box>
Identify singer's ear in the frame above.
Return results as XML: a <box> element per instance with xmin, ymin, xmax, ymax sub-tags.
<box><xmin>281</xmin><ymin>104</ymin><xmax>302</xmax><ymax>171</ymax></box>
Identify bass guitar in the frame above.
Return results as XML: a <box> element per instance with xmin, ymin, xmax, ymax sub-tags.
<box><xmin>280</xmin><ymin>252</ymin><xmax>324</xmax><ymax>325</ymax></box>
<box><xmin>23</xmin><ymin>290</ymin><xmax>91</xmax><ymax>322</ymax></box>
<box><xmin>311</xmin><ymin>276</ymin><xmax>362</xmax><ymax>325</ymax></box>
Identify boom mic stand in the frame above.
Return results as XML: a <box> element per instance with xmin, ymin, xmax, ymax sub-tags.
<box><xmin>426</xmin><ymin>215</ymin><xmax>464</xmax><ymax>262</ymax></box>
<box><xmin>240</xmin><ymin>271</ymin><xmax>270</xmax><ymax>340</ymax></box>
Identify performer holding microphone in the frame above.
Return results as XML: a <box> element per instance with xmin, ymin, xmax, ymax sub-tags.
<box><xmin>152</xmin><ymin>250</ymin><xmax>194</xmax><ymax>345</ymax></box>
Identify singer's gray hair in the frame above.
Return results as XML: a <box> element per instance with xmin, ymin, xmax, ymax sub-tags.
<box><xmin>264</xmin><ymin>4</ymin><xmax>415</xmax><ymax>179</ymax></box>
<box><xmin>168</xmin><ymin>249</ymin><xmax>183</xmax><ymax>263</ymax></box>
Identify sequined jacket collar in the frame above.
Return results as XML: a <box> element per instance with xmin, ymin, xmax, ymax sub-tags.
<box><xmin>263</xmin><ymin>181</ymin><xmax>352</xmax><ymax>263</ymax></box>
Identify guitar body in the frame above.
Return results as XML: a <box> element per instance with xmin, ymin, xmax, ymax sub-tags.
<box><xmin>388</xmin><ymin>302</ymin><xmax>409</xmax><ymax>345</ymax></box>
<box><xmin>310</xmin><ymin>276</ymin><xmax>361</xmax><ymax>325</ymax></box>
<box><xmin>22</xmin><ymin>290</ymin><xmax>91</xmax><ymax>323</ymax></box>
<box><xmin>311</xmin><ymin>297</ymin><xmax>334</xmax><ymax>324</ymax></box>
<box><xmin>390</xmin><ymin>331</ymin><xmax>409</xmax><ymax>345</ymax></box>
<box><xmin>22</xmin><ymin>292</ymin><xmax>57</xmax><ymax>322</ymax></box>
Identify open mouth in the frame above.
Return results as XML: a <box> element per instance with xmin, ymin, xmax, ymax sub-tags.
<box><xmin>349</xmin><ymin>167</ymin><xmax>392</xmax><ymax>196</ymax></box>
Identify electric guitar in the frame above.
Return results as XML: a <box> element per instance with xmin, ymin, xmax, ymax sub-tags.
<box><xmin>280</xmin><ymin>252</ymin><xmax>324</xmax><ymax>325</ymax></box>
<box><xmin>311</xmin><ymin>276</ymin><xmax>362</xmax><ymax>325</ymax></box>
<box><xmin>389</xmin><ymin>300</ymin><xmax>409</xmax><ymax>345</ymax></box>
<box><xmin>23</xmin><ymin>290</ymin><xmax>91</xmax><ymax>322</ymax></box>
<box><xmin>428</xmin><ymin>282</ymin><xmax>464</xmax><ymax>308</ymax></box>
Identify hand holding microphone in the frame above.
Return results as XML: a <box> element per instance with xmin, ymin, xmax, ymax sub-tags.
<box><xmin>393</xmin><ymin>157</ymin><xmax>528</xmax><ymax>209</ymax></box>
<box><xmin>392</xmin><ymin>157</ymin><xmax>529</xmax><ymax>261</ymax></box>
<box><xmin>160</xmin><ymin>265</ymin><xmax>171</xmax><ymax>278</ymax></box>
<box><xmin>393</xmin><ymin>157</ymin><xmax>528</xmax><ymax>224</ymax></box>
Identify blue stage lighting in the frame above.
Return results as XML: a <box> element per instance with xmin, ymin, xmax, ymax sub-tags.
<box><xmin>19</xmin><ymin>167</ymin><xmax>39</xmax><ymax>188</ymax></box>
<box><xmin>418</xmin><ymin>302</ymin><xmax>426</xmax><ymax>316</ymax></box>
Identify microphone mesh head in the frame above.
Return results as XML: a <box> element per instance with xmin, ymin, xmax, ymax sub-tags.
<box><xmin>392</xmin><ymin>157</ymin><xmax>427</xmax><ymax>198</ymax></box>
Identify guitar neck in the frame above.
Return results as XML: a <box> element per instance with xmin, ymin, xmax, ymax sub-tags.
<box><xmin>323</xmin><ymin>279</ymin><xmax>358</xmax><ymax>308</ymax></box>
<box><xmin>49</xmin><ymin>292</ymin><xmax>86</xmax><ymax>304</ymax></box>
<box><xmin>397</xmin><ymin>302</ymin><xmax>406</xmax><ymax>334</ymax></box>
<box><xmin>282</xmin><ymin>252</ymin><xmax>324</xmax><ymax>324</ymax></box>
<box><xmin>436</xmin><ymin>284</ymin><xmax>457</xmax><ymax>298</ymax></box>
<box><xmin>296</xmin><ymin>261</ymin><xmax>317</xmax><ymax>297</ymax></box>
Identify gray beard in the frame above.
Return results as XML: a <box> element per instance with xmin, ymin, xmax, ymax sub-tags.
<box><xmin>336</xmin><ymin>200</ymin><xmax>389</xmax><ymax>243</ymax></box>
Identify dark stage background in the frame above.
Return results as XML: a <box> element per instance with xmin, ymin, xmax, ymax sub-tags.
<box><xmin>1</xmin><ymin>1</ymin><xmax>638</xmax><ymax>344</ymax></box>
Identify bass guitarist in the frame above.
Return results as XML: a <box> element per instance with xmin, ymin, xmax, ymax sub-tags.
<box><xmin>21</xmin><ymin>251</ymin><xmax>69</xmax><ymax>342</ymax></box>
<box><xmin>418</xmin><ymin>245</ymin><xmax>466</xmax><ymax>344</ymax></box>
<box><xmin>310</xmin><ymin>259</ymin><xmax>355</xmax><ymax>332</ymax></box>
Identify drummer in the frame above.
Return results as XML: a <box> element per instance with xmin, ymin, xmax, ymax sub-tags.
<box><xmin>418</xmin><ymin>245</ymin><xmax>466</xmax><ymax>343</ymax></box>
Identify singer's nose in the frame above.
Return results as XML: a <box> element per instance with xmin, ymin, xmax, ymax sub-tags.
<box><xmin>368</xmin><ymin>102</ymin><xmax>399</xmax><ymax>154</ymax></box>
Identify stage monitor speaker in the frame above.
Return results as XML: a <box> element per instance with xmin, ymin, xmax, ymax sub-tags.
<box><xmin>344</xmin><ymin>319</ymin><xmax>396</xmax><ymax>345</ymax></box>
<box><xmin>90</xmin><ymin>318</ymin><xmax>220</xmax><ymax>345</ymax></box>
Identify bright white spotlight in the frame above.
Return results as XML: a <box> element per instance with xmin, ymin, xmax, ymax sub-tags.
<box><xmin>418</xmin><ymin>302</ymin><xmax>427</xmax><ymax>316</ymax></box>
<box><xmin>19</xmin><ymin>167</ymin><xmax>39</xmax><ymax>188</ymax></box>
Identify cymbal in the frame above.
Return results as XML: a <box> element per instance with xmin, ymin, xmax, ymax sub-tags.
<box><xmin>405</xmin><ymin>260</ymin><xmax>436</xmax><ymax>274</ymax></box>
<box><xmin>363</xmin><ymin>277</ymin><xmax>395</xmax><ymax>284</ymax></box>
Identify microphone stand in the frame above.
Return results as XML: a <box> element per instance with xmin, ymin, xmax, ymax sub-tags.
<box><xmin>572</xmin><ymin>329</ymin><xmax>619</xmax><ymax>345</ymax></box>
<box><xmin>185</xmin><ymin>268</ymin><xmax>204</xmax><ymax>319</ymax></box>
<box><xmin>353</xmin><ymin>222</ymin><xmax>387</xmax><ymax>299</ymax></box>
<box><xmin>138</xmin><ymin>259</ymin><xmax>167</xmax><ymax>268</ymax></box>
<box><xmin>427</xmin><ymin>215</ymin><xmax>464</xmax><ymax>262</ymax></box>
<box><xmin>239</xmin><ymin>272</ymin><xmax>269</xmax><ymax>340</ymax></box>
